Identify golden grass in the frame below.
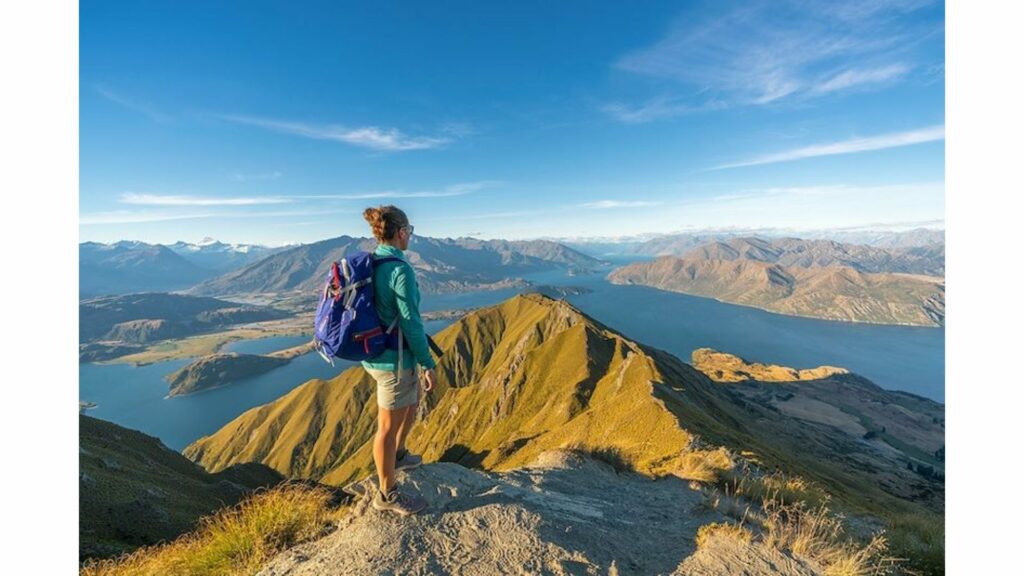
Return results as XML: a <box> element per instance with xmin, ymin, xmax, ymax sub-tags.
<box><xmin>695</xmin><ymin>522</ymin><xmax>753</xmax><ymax>548</ymax></box>
<box><xmin>697</xmin><ymin>466</ymin><xmax>902</xmax><ymax>576</ymax></box>
<box><xmin>80</xmin><ymin>483</ymin><xmax>340</xmax><ymax>576</ymax></box>
<box><xmin>674</xmin><ymin>447</ymin><xmax>735</xmax><ymax>483</ymax></box>
<box><xmin>723</xmin><ymin>469</ymin><xmax>830</xmax><ymax>509</ymax></box>
<box><xmin>759</xmin><ymin>498</ymin><xmax>900</xmax><ymax>576</ymax></box>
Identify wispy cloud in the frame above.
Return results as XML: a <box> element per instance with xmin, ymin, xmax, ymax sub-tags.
<box><xmin>421</xmin><ymin>208</ymin><xmax>559</xmax><ymax>222</ymax></box>
<box><xmin>231</xmin><ymin>171</ymin><xmax>283</xmax><ymax>182</ymax></box>
<box><xmin>712</xmin><ymin>185</ymin><xmax>851</xmax><ymax>202</ymax></box>
<box><xmin>120</xmin><ymin>193</ymin><xmax>292</xmax><ymax>206</ymax></box>
<box><xmin>812</xmin><ymin>63</ymin><xmax>910</xmax><ymax>94</ymax></box>
<box><xmin>81</xmin><ymin>208</ymin><xmax>352</xmax><ymax>225</ymax></box>
<box><xmin>607</xmin><ymin>0</ymin><xmax>939</xmax><ymax>121</ymax></box>
<box><xmin>94</xmin><ymin>85</ymin><xmax>171</xmax><ymax>123</ymax></box>
<box><xmin>80</xmin><ymin>211</ymin><xmax>213</xmax><ymax>225</ymax></box>
<box><xmin>296</xmin><ymin>180</ymin><xmax>501</xmax><ymax>200</ymax></box>
<box><xmin>217</xmin><ymin>114</ymin><xmax>452</xmax><ymax>151</ymax></box>
<box><xmin>581</xmin><ymin>200</ymin><xmax>661</xmax><ymax>209</ymax></box>
<box><xmin>709</xmin><ymin>124</ymin><xmax>945</xmax><ymax>170</ymax></box>
<box><xmin>602</xmin><ymin>97</ymin><xmax>725</xmax><ymax>124</ymax></box>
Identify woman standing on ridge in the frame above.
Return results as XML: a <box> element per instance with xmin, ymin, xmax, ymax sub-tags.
<box><xmin>361</xmin><ymin>205</ymin><xmax>436</xmax><ymax>516</ymax></box>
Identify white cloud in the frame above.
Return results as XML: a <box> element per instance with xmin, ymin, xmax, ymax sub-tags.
<box><xmin>813</xmin><ymin>64</ymin><xmax>910</xmax><ymax>94</ymax></box>
<box><xmin>601</xmin><ymin>97</ymin><xmax>726</xmax><ymax>124</ymax></box>
<box><xmin>231</xmin><ymin>171</ymin><xmax>283</xmax><ymax>182</ymax></box>
<box><xmin>81</xmin><ymin>208</ymin><xmax>352</xmax><ymax>225</ymax></box>
<box><xmin>607</xmin><ymin>0</ymin><xmax>938</xmax><ymax>121</ymax></box>
<box><xmin>580</xmin><ymin>200</ymin><xmax>662</xmax><ymax>209</ymax></box>
<box><xmin>80</xmin><ymin>211</ymin><xmax>214</xmax><ymax>225</ymax></box>
<box><xmin>709</xmin><ymin>125</ymin><xmax>945</xmax><ymax>170</ymax></box>
<box><xmin>94</xmin><ymin>85</ymin><xmax>171</xmax><ymax>123</ymax></box>
<box><xmin>218</xmin><ymin>115</ymin><xmax>451</xmax><ymax>151</ymax></box>
<box><xmin>120</xmin><ymin>193</ymin><xmax>292</xmax><ymax>206</ymax></box>
<box><xmin>296</xmin><ymin>180</ymin><xmax>501</xmax><ymax>200</ymax></box>
<box><xmin>712</xmin><ymin>185</ymin><xmax>847</xmax><ymax>202</ymax></box>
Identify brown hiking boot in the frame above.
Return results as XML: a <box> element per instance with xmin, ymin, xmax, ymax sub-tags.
<box><xmin>395</xmin><ymin>449</ymin><xmax>422</xmax><ymax>471</ymax></box>
<box><xmin>372</xmin><ymin>487</ymin><xmax>427</xmax><ymax>516</ymax></box>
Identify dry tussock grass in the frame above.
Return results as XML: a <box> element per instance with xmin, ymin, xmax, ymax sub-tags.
<box><xmin>759</xmin><ymin>498</ymin><xmax>901</xmax><ymax>576</ymax></box>
<box><xmin>674</xmin><ymin>447</ymin><xmax>735</xmax><ymax>482</ymax></box>
<box><xmin>695</xmin><ymin>521</ymin><xmax>753</xmax><ymax>548</ymax></box>
<box><xmin>698</xmin><ymin>467</ymin><xmax>902</xmax><ymax>576</ymax></box>
<box><xmin>81</xmin><ymin>483</ymin><xmax>341</xmax><ymax>576</ymax></box>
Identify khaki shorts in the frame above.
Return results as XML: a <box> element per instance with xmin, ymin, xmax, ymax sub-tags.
<box><xmin>365</xmin><ymin>367</ymin><xmax>420</xmax><ymax>410</ymax></box>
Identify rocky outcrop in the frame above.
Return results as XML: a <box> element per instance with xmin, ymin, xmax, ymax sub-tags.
<box><xmin>258</xmin><ymin>451</ymin><xmax>823</xmax><ymax>576</ymax></box>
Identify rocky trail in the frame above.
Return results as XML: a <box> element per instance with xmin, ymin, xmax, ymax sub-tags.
<box><xmin>258</xmin><ymin>451</ymin><xmax>822</xmax><ymax>576</ymax></box>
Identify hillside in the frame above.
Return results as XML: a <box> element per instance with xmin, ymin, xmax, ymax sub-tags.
<box><xmin>79</xmin><ymin>415</ymin><xmax>283</xmax><ymax>561</ymax></box>
<box><xmin>691</xmin><ymin>349</ymin><xmax>944</xmax><ymax>502</ymax></box>
<box><xmin>186</xmin><ymin>235</ymin><xmax>602</xmax><ymax>298</ymax></box>
<box><xmin>608</xmin><ymin>257</ymin><xmax>945</xmax><ymax>326</ymax></box>
<box><xmin>80</xmin><ymin>293</ymin><xmax>290</xmax><ymax>349</ymax></box>
<box><xmin>165</xmin><ymin>353</ymin><xmax>291</xmax><ymax>396</ymax></box>
<box><xmin>184</xmin><ymin>294</ymin><xmax>943</xmax><ymax>545</ymax></box>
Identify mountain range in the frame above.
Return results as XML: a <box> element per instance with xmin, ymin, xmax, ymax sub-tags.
<box><xmin>679</xmin><ymin>236</ymin><xmax>944</xmax><ymax>276</ymax></box>
<box><xmin>167</xmin><ymin>237</ymin><xmax>287</xmax><ymax>271</ymax></box>
<box><xmin>604</xmin><ymin>235</ymin><xmax>944</xmax><ymax>326</ymax></box>
<box><xmin>186</xmin><ymin>235</ymin><xmax>603</xmax><ymax>299</ymax></box>
<box><xmin>609</xmin><ymin>257</ymin><xmax>944</xmax><ymax>326</ymax></box>
<box><xmin>563</xmin><ymin>227</ymin><xmax>944</xmax><ymax>257</ymax></box>
<box><xmin>80</xmin><ymin>239</ymin><xmax>285</xmax><ymax>297</ymax></box>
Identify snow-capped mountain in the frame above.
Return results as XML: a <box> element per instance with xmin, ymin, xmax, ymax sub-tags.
<box><xmin>167</xmin><ymin>238</ymin><xmax>287</xmax><ymax>271</ymax></box>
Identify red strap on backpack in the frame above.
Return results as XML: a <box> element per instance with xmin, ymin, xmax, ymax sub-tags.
<box><xmin>331</xmin><ymin>262</ymin><xmax>342</xmax><ymax>301</ymax></box>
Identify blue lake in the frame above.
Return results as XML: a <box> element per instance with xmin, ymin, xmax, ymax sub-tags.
<box><xmin>79</xmin><ymin>264</ymin><xmax>944</xmax><ymax>450</ymax></box>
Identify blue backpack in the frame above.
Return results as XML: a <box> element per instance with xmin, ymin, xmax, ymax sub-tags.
<box><xmin>312</xmin><ymin>251</ymin><xmax>403</xmax><ymax>365</ymax></box>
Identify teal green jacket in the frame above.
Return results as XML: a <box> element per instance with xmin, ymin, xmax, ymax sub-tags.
<box><xmin>360</xmin><ymin>244</ymin><xmax>436</xmax><ymax>371</ymax></box>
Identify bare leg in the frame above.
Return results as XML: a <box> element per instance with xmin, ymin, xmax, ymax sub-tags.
<box><xmin>374</xmin><ymin>407</ymin><xmax>400</xmax><ymax>494</ymax></box>
<box><xmin>395</xmin><ymin>403</ymin><xmax>418</xmax><ymax>454</ymax></box>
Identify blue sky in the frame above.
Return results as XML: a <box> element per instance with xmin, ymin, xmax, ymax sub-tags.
<box><xmin>80</xmin><ymin>0</ymin><xmax>945</xmax><ymax>245</ymax></box>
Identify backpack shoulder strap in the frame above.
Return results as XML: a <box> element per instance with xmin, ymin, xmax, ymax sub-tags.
<box><xmin>371</xmin><ymin>256</ymin><xmax>403</xmax><ymax>266</ymax></box>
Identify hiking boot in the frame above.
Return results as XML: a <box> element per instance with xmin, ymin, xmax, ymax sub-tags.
<box><xmin>372</xmin><ymin>487</ymin><xmax>427</xmax><ymax>516</ymax></box>
<box><xmin>395</xmin><ymin>449</ymin><xmax>422</xmax><ymax>471</ymax></box>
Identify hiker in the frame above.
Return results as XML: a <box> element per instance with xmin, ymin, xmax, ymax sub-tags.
<box><xmin>361</xmin><ymin>205</ymin><xmax>436</xmax><ymax>516</ymax></box>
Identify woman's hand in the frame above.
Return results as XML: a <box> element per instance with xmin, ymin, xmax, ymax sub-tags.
<box><xmin>422</xmin><ymin>368</ymin><xmax>436</xmax><ymax>394</ymax></box>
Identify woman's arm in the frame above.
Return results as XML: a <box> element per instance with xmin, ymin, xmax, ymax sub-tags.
<box><xmin>391</xmin><ymin>264</ymin><xmax>437</xmax><ymax>370</ymax></box>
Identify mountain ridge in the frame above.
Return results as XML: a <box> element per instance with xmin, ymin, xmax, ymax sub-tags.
<box><xmin>185</xmin><ymin>235</ymin><xmax>603</xmax><ymax>298</ymax></box>
<box><xmin>608</xmin><ymin>256</ymin><xmax>945</xmax><ymax>326</ymax></box>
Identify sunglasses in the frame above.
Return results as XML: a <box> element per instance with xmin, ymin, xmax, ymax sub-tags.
<box><xmin>402</xmin><ymin>224</ymin><xmax>415</xmax><ymax>235</ymax></box>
